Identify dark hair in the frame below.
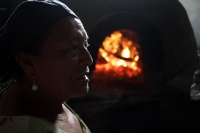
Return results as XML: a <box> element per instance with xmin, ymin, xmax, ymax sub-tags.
<box><xmin>0</xmin><ymin>32</ymin><xmax>50</xmax><ymax>95</ymax></box>
<box><xmin>12</xmin><ymin>32</ymin><xmax>50</xmax><ymax>82</ymax></box>
<box><xmin>0</xmin><ymin>0</ymin><xmax>79</xmax><ymax>84</ymax></box>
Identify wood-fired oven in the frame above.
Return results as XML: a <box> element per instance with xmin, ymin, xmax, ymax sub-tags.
<box><xmin>0</xmin><ymin>0</ymin><xmax>198</xmax><ymax>132</ymax></box>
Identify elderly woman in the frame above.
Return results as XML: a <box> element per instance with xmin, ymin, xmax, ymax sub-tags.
<box><xmin>0</xmin><ymin>0</ymin><xmax>92</xmax><ymax>132</ymax></box>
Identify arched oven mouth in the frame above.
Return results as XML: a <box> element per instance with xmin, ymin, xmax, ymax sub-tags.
<box><xmin>87</xmin><ymin>12</ymin><xmax>164</xmax><ymax>97</ymax></box>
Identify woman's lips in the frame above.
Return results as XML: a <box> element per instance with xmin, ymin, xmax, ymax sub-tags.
<box><xmin>77</xmin><ymin>69</ymin><xmax>90</xmax><ymax>82</ymax></box>
<box><xmin>77</xmin><ymin>75</ymin><xmax>89</xmax><ymax>82</ymax></box>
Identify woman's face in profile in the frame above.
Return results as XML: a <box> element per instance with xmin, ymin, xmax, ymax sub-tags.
<box><xmin>33</xmin><ymin>17</ymin><xmax>93</xmax><ymax>101</ymax></box>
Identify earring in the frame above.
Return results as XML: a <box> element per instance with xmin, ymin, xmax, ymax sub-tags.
<box><xmin>32</xmin><ymin>76</ymin><xmax>38</xmax><ymax>91</ymax></box>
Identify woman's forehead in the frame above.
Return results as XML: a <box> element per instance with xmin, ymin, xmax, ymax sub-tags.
<box><xmin>48</xmin><ymin>17</ymin><xmax>83</xmax><ymax>32</ymax></box>
<box><xmin>47</xmin><ymin>17</ymin><xmax>87</xmax><ymax>39</ymax></box>
<box><xmin>41</xmin><ymin>17</ymin><xmax>88</xmax><ymax>49</ymax></box>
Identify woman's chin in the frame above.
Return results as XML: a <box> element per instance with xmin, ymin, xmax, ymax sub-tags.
<box><xmin>79</xmin><ymin>85</ymin><xmax>90</xmax><ymax>96</ymax></box>
<box><xmin>71</xmin><ymin>84</ymin><xmax>90</xmax><ymax>98</ymax></box>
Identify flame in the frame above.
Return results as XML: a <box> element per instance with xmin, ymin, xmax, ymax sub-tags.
<box><xmin>121</xmin><ymin>47</ymin><xmax>130</xmax><ymax>58</ymax></box>
<box><xmin>95</xmin><ymin>30</ymin><xmax>142</xmax><ymax>78</ymax></box>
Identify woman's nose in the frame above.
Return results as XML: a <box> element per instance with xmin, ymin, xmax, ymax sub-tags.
<box><xmin>86</xmin><ymin>49</ymin><xmax>93</xmax><ymax>66</ymax></box>
<box><xmin>81</xmin><ymin>48</ymin><xmax>93</xmax><ymax>66</ymax></box>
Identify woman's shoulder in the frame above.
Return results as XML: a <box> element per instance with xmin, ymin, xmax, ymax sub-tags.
<box><xmin>0</xmin><ymin>104</ymin><xmax>91</xmax><ymax>133</ymax></box>
<box><xmin>63</xmin><ymin>103</ymin><xmax>91</xmax><ymax>133</ymax></box>
<box><xmin>0</xmin><ymin>116</ymin><xmax>66</xmax><ymax>133</ymax></box>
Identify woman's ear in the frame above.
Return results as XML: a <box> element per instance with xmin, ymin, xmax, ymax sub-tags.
<box><xmin>15</xmin><ymin>51</ymin><xmax>35</xmax><ymax>78</ymax></box>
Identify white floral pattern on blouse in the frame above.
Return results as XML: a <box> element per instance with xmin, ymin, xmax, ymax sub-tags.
<box><xmin>0</xmin><ymin>116</ymin><xmax>67</xmax><ymax>133</ymax></box>
<box><xmin>0</xmin><ymin>104</ymin><xmax>91</xmax><ymax>133</ymax></box>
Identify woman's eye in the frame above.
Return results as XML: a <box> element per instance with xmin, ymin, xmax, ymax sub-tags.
<box><xmin>71</xmin><ymin>45</ymin><xmax>78</xmax><ymax>50</ymax></box>
<box><xmin>67</xmin><ymin>44</ymin><xmax>79</xmax><ymax>57</ymax></box>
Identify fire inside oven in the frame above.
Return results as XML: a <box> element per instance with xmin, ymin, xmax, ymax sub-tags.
<box><xmin>91</xmin><ymin>29</ymin><xmax>144</xmax><ymax>89</ymax></box>
<box><xmin>88</xmin><ymin>13</ymin><xmax>165</xmax><ymax>93</ymax></box>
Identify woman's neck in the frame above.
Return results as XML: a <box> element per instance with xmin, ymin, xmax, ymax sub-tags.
<box><xmin>0</xmin><ymin>82</ymin><xmax>66</xmax><ymax>123</ymax></box>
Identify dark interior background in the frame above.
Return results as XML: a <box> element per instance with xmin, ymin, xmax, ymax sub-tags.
<box><xmin>0</xmin><ymin>0</ymin><xmax>200</xmax><ymax>133</ymax></box>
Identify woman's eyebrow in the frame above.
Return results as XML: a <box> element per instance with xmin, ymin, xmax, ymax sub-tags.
<box><xmin>76</xmin><ymin>37</ymin><xmax>89</xmax><ymax>42</ymax></box>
